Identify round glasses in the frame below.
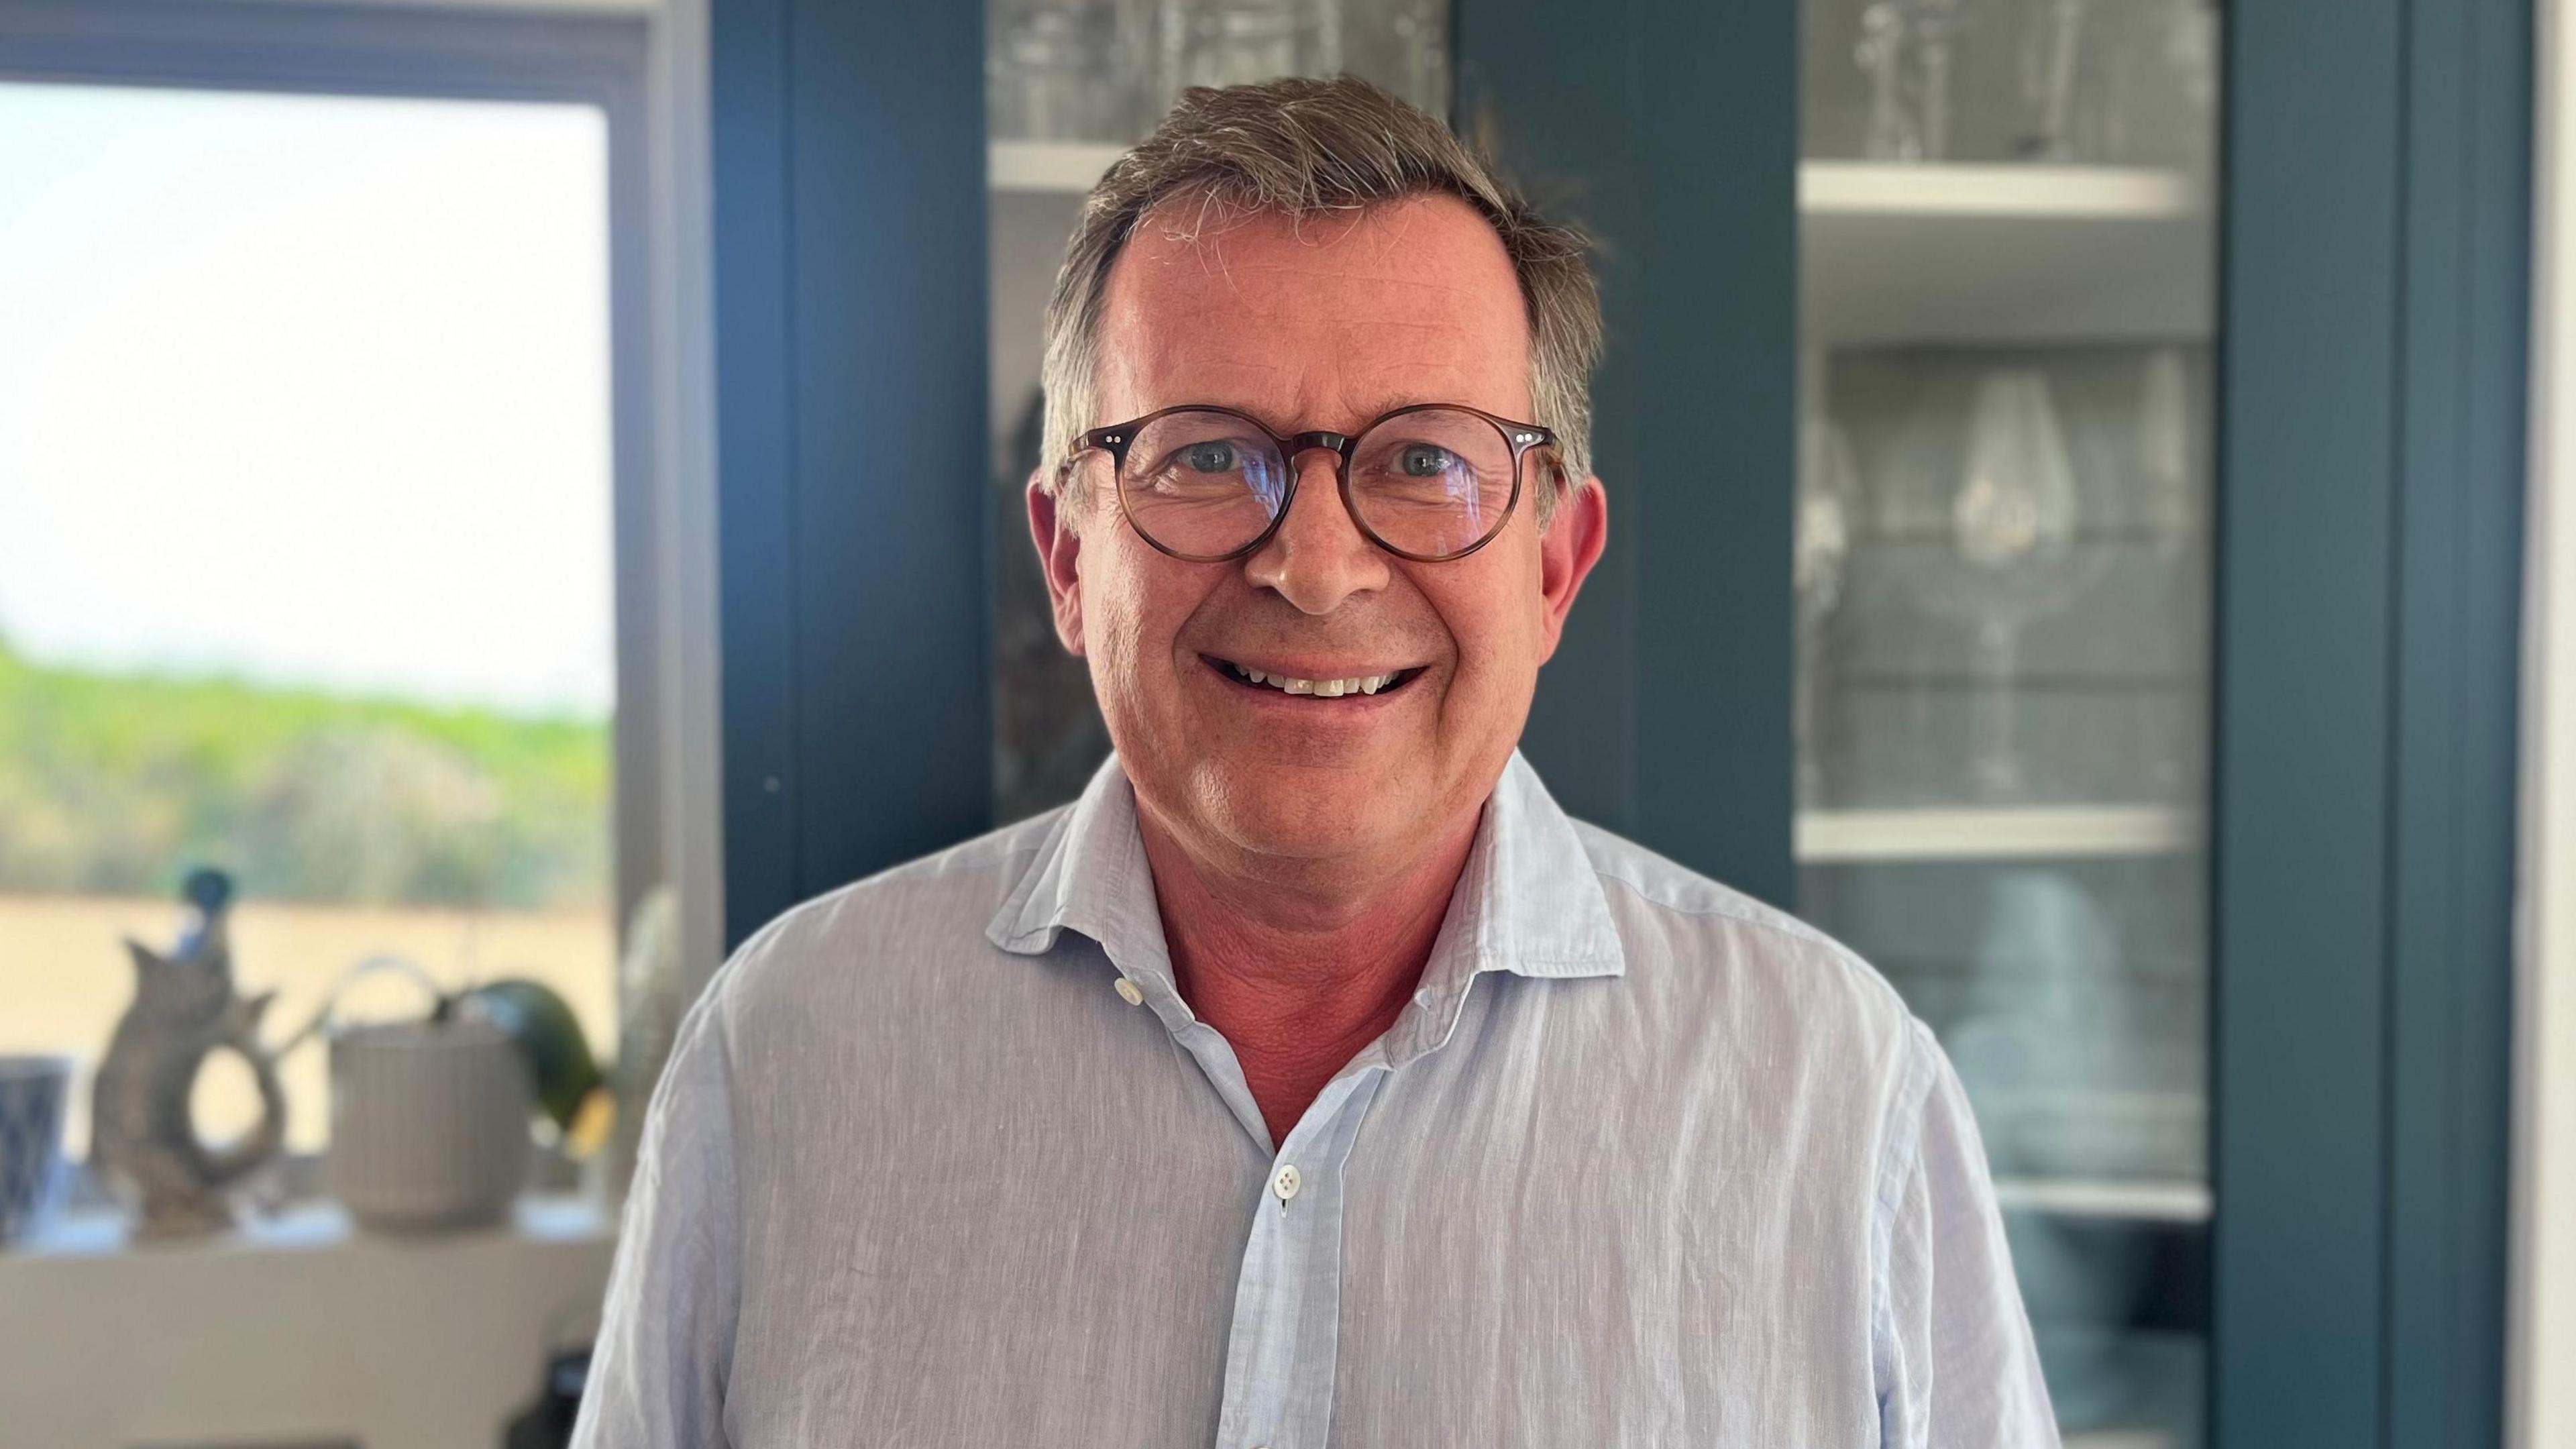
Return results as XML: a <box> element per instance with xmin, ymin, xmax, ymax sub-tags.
<box><xmin>1063</xmin><ymin>403</ymin><xmax>1558</xmax><ymax>563</ymax></box>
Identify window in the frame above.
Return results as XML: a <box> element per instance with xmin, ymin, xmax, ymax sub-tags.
<box><xmin>0</xmin><ymin>82</ymin><xmax>620</xmax><ymax>1156</ymax></box>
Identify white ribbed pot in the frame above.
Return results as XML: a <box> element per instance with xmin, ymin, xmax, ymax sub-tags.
<box><xmin>328</xmin><ymin>1019</ymin><xmax>532</xmax><ymax>1232</ymax></box>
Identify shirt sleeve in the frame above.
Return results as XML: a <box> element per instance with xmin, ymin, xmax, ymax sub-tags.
<box><xmin>571</xmin><ymin>961</ymin><xmax>743</xmax><ymax>1449</ymax></box>
<box><xmin>1875</xmin><ymin>1020</ymin><xmax>2060</xmax><ymax>1449</ymax></box>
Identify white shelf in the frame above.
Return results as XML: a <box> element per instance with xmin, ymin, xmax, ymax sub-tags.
<box><xmin>1794</xmin><ymin>805</ymin><xmax>2202</xmax><ymax>863</ymax></box>
<box><xmin>1801</xmin><ymin>160</ymin><xmax>2202</xmax><ymax>219</ymax></box>
<box><xmin>1801</xmin><ymin>160</ymin><xmax>2213</xmax><ymax>345</ymax></box>
<box><xmin>991</xmin><ymin>139</ymin><xmax>1126</xmax><ymax>194</ymax></box>
<box><xmin>2</xmin><ymin>1195</ymin><xmax>616</xmax><ymax>1448</ymax></box>
<box><xmin>1992</xmin><ymin>1175</ymin><xmax>2213</xmax><ymax>1224</ymax></box>
<box><xmin>986</xmin><ymin>146</ymin><xmax>2216</xmax><ymax>343</ymax></box>
<box><xmin>9</xmin><ymin>1191</ymin><xmax>610</xmax><ymax>1258</ymax></box>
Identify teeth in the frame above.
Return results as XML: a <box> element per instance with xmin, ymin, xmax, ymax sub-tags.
<box><xmin>1227</xmin><ymin>663</ymin><xmax>1403</xmax><ymax>697</ymax></box>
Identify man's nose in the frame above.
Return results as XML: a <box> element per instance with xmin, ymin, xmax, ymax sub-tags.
<box><xmin>1241</xmin><ymin>449</ymin><xmax>1391</xmax><ymax>614</ymax></box>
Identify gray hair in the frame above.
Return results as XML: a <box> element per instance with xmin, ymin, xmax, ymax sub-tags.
<box><xmin>1040</xmin><ymin>74</ymin><xmax>1603</xmax><ymax>521</ymax></box>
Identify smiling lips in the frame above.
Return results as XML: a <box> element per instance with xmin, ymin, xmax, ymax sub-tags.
<box><xmin>1212</xmin><ymin>657</ymin><xmax>1421</xmax><ymax>698</ymax></box>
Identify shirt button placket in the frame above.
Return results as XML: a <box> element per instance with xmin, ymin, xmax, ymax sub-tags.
<box><xmin>1212</xmin><ymin>1066</ymin><xmax>1392</xmax><ymax>1449</ymax></box>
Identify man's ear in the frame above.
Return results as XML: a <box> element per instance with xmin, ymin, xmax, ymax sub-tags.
<box><xmin>1026</xmin><ymin>468</ymin><xmax>1087</xmax><ymax>657</ymax></box>
<box><xmin>1536</xmin><ymin>472</ymin><xmax>1609</xmax><ymax>663</ymax></box>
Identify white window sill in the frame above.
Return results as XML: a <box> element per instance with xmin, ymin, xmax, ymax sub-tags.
<box><xmin>5</xmin><ymin>1191</ymin><xmax>613</xmax><ymax>1260</ymax></box>
<box><xmin>1</xmin><ymin>1194</ymin><xmax>619</xmax><ymax>1449</ymax></box>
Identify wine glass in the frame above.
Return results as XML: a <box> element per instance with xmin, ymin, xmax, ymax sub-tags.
<box><xmin>989</xmin><ymin>1</ymin><xmax>1124</xmax><ymax>142</ymax></box>
<box><xmin>1156</xmin><ymin>0</ymin><xmax>1339</xmax><ymax>105</ymax></box>
<box><xmin>1879</xmin><ymin>366</ymin><xmax>2107</xmax><ymax>801</ymax></box>
<box><xmin>1796</xmin><ymin>415</ymin><xmax>1860</xmax><ymax>805</ymax></box>
<box><xmin>1856</xmin><ymin>3</ymin><xmax>1919</xmax><ymax>160</ymax></box>
<box><xmin>2136</xmin><ymin>347</ymin><xmax>2196</xmax><ymax>561</ymax></box>
<box><xmin>2015</xmin><ymin>0</ymin><xmax>2092</xmax><ymax>162</ymax></box>
<box><xmin>1855</xmin><ymin>0</ymin><xmax>1968</xmax><ymax>162</ymax></box>
<box><xmin>1955</xmin><ymin>371</ymin><xmax>2078</xmax><ymax>796</ymax></box>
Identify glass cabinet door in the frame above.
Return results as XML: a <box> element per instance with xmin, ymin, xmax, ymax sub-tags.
<box><xmin>985</xmin><ymin>0</ymin><xmax>1454</xmax><ymax>822</ymax></box>
<box><xmin>1798</xmin><ymin>2</ymin><xmax>2220</xmax><ymax>1444</ymax></box>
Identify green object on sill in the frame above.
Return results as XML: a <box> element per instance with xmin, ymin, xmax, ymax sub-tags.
<box><xmin>457</xmin><ymin>979</ymin><xmax>603</xmax><ymax>1136</ymax></box>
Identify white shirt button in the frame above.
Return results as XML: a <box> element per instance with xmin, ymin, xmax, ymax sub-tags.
<box><xmin>1273</xmin><ymin>1163</ymin><xmax>1301</xmax><ymax>1201</ymax></box>
<box><xmin>1113</xmin><ymin>977</ymin><xmax>1144</xmax><ymax>1006</ymax></box>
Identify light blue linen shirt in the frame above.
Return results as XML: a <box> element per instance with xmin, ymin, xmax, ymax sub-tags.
<box><xmin>575</xmin><ymin>752</ymin><xmax>2057</xmax><ymax>1446</ymax></box>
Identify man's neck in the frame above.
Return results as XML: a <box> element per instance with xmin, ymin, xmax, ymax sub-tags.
<box><xmin>1134</xmin><ymin>802</ymin><xmax>1481</xmax><ymax>1150</ymax></box>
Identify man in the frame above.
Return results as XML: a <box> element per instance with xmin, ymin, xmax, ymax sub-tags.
<box><xmin>578</xmin><ymin>76</ymin><xmax>2055</xmax><ymax>1447</ymax></box>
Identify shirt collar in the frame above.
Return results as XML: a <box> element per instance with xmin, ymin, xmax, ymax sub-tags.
<box><xmin>985</xmin><ymin>749</ymin><xmax>1627</xmax><ymax>995</ymax></box>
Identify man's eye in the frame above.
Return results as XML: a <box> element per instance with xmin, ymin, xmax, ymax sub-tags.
<box><xmin>1180</xmin><ymin>441</ymin><xmax>1238</xmax><ymax>473</ymax></box>
<box><xmin>1398</xmin><ymin>444</ymin><xmax>1455</xmax><ymax>477</ymax></box>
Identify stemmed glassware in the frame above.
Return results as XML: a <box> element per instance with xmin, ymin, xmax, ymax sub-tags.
<box><xmin>1856</xmin><ymin>0</ymin><xmax>1968</xmax><ymax>162</ymax></box>
<box><xmin>2015</xmin><ymin>0</ymin><xmax>2091</xmax><ymax>161</ymax></box>
<box><xmin>994</xmin><ymin>1</ymin><xmax>1452</xmax><ymax>146</ymax></box>
<box><xmin>1157</xmin><ymin>0</ymin><xmax>1340</xmax><ymax>106</ymax></box>
<box><xmin>1845</xmin><ymin>0</ymin><xmax>2216</xmax><ymax>166</ymax></box>
<box><xmin>990</xmin><ymin>2</ymin><xmax>1128</xmax><ymax>142</ymax></box>
<box><xmin>1878</xmin><ymin>367</ymin><xmax>2106</xmax><ymax>801</ymax></box>
<box><xmin>2134</xmin><ymin>347</ymin><xmax>2200</xmax><ymax>798</ymax></box>
<box><xmin>1954</xmin><ymin>371</ymin><xmax>2078</xmax><ymax>798</ymax></box>
<box><xmin>1796</xmin><ymin>416</ymin><xmax>1860</xmax><ymax>806</ymax></box>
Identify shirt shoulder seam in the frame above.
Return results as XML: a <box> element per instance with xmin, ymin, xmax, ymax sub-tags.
<box><xmin>1588</xmin><ymin>861</ymin><xmax>1842</xmax><ymax>948</ymax></box>
<box><xmin>1589</xmin><ymin>864</ymin><xmax>1910</xmax><ymax>1011</ymax></box>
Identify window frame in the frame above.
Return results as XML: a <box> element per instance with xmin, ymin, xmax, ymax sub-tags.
<box><xmin>0</xmin><ymin>0</ymin><xmax>727</xmax><ymax>1175</ymax></box>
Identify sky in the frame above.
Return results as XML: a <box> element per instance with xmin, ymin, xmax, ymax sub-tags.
<box><xmin>0</xmin><ymin>81</ymin><xmax>616</xmax><ymax>719</ymax></box>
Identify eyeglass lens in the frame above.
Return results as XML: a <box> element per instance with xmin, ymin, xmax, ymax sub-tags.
<box><xmin>1113</xmin><ymin>407</ymin><xmax>1519</xmax><ymax>559</ymax></box>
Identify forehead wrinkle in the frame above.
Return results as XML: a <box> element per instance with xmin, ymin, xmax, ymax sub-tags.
<box><xmin>1097</xmin><ymin>197</ymin><xmax>1533</xmax><ymax>425</ymax></box>
<box><xmin>1106</xmin><ymin>319</ymin><xmax>1519</xmax><ymax>429</ymax></box>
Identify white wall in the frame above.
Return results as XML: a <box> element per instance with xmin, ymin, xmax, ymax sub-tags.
<box><xmin>2514</xmin><ymin>5</ymin><xmax>2576</xmax><ymax>1444</ymax></box>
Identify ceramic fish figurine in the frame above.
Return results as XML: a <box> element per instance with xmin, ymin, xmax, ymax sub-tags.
<box><xmin>89</xmin><ymin>869</ymin><xmax>288</xmax><ymax>1238</ymax></box>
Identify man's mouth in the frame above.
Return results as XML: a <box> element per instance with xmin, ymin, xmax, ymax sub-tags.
<box><xmin>1206</xmin><ymin>655</ymin><xmax>1426</xmax><ymax>698</ymax></box>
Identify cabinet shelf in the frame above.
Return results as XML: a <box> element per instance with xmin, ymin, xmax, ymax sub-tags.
<box><xmin>1992</xmin><ymin>1175</ymin><xmax>2213</xmax><ymax>1224</ymax></box>
<box><xmin>1794</xmin><ymin>805</ymin><xmax>2202</xmax><ymax>863</ymax></box>
<box><xmin>991</xmin><ymin>139</ymin><xmax>1126</xmax><ymax>194</ymax></box>
<box><xmin>1801</xmin><ymin>160</ymin><xmax>2213</xmax><ymax>346</ymax></box>
<box><xmin>1801</xmin><ymin>160</ymin><xmax>2203</xmax><ymax>219</ymax></box>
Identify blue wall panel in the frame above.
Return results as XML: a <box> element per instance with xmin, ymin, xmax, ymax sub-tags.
<box><xmin>2216</xmin><ymin>0</ymin><xmax>2526</xmax><ymax>1443</ymax></box>
<box><xmin>714</xmin><ymin>0</ymin><xmax>989</xmax><ymax>946</ymax></box>
<box><xmin>1457</xmin><ymin>0</ymin><xmax>1797</xmax><ymax>906</ymax></box>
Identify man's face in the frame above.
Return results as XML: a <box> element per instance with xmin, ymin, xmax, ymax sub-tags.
<box><xmin>1029</xmin><ymin>195</ymin><xmax>1607</xmax><ymax>871</ymax></box>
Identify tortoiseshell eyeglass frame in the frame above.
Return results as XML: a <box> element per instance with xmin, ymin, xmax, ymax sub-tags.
<box><xmin>1059</xmin><ymin>402</ymin><xmax>1560</xmax><ymax>564</ymax></box>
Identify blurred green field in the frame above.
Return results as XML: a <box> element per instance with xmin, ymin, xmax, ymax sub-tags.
<box><xmin>0</xmin><ymin>635</ymin><xmax>610</xmax><ymax>911</ymax></box>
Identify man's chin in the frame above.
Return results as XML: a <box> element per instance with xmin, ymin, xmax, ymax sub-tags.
<box><xmin>1188</xmin><ymin>771</ymin><xmax>1417</xmax><ymax>864</ymax></box>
